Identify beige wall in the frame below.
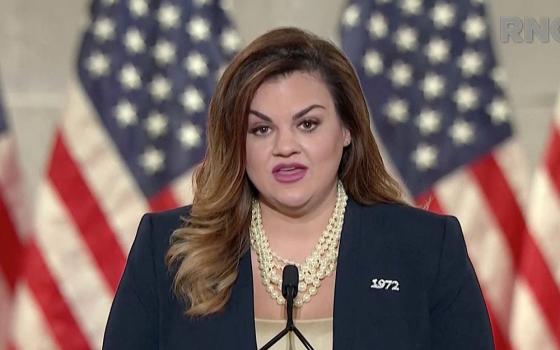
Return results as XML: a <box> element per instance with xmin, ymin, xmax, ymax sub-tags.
<box><xmin>1</xmin><ymin>0</ymin><xmax>559</xmax><ymax>200</ymax></box>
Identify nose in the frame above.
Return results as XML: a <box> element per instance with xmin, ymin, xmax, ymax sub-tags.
<box><xmin>272</xmin><ymin>128</ymin><xmax>299</xmax><ymax>157</ymax></box>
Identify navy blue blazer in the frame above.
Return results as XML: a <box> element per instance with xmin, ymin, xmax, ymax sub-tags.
<box><xmin>103</xmin><ymin>198</ymin><xmax>494</xmax><ymax>349</ymax></box>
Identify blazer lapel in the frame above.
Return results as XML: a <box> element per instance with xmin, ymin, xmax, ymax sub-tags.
<box><xmin>232</xmin><ymin>248</ymin><xmax>258</xmax><ymax>349</ymax></box>
<box><xmin>229</xmin><ymin>197</ymin><xmax>364</xmax><ymax>350</ymax></box>
<box><xmin>333</xmin><ymin>198</ymin><xmax>363</xmax><ymax>350</ymax></box>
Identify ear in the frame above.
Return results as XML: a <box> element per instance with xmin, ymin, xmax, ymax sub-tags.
<box><xmin>343</xmin><ymin>128</ymin><xmax>351</xmax><ymax>147</ymax></box>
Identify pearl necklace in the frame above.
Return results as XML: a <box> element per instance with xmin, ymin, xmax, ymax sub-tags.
<box><xmin>249</xmin><ymin>181</ymin><xmax>348</xmax><ymax>307</ymax></box>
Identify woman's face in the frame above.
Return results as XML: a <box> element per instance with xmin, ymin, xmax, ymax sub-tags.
<box><xmin>245</xmin><ymin>71</ymin><xmax>350</xmax><ymax>214</ymax></box>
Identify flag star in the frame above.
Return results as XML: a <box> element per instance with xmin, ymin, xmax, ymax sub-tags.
<box><xmin>425</xmin><ymin>37</ymin><xmax>450</xmax><ymax>64</ymax></box>
<box><xmin>458</xmin><ymin>50</ymin><xmax>484</xmax><ymax>77</ymax></box>
<box><xmin>454</xmin><ymin>85</ymin><xmax>479</xmax><ymax>112</ymax></box>
<box><xmin>367</xmin><ymin>13</ymin><xmax>388</xmax><ymax>39</ymax></box>
<box><xmin>149</xmin><ymin>76</ymin><xmax>172</xmax><ymax>101</ymax></box>
<box><xmin>411</xmin><ymin>144</ymin><xmax>438</xmax><ymax>171</ymax></box>
<box><xmin>114</xmin><ymin>100</ymin><xmax>138</xmax><ymax>127</ymax></box>
<box><xmin>145</xmin><ymin>112</ymin><xmax>169</xmax><ymax>138</ymax></box>
<box><xmin>363</xmin><ymin>50</ymin><xmax>384</xmax><ymax>76</ymax></box>
<box><xmin>187</xmin><ymin>17</ymin><xmax>211</xmax><ymax>42</ymax></box>
<box><xmin>92</xmin><ymin>17</ymin><xmax>115</xmax><ymax>42</ymax></box>
<box><xmin>421</xmin><ymin>73</ymin><xmax>445</xmax><ymax>99</ymax></box>
<box><xmin>85</xmin><ymin>52</ymin><xmax>110</xmax><ymax>77</ymax></box>
<box><xmin>389</xmin><ymin>62</ymin><xmax>413</xmax><ymax>87</ymax></box>
<box><xmin>139</xmin><ymin>147</ymin><xmax>165</xmax><ymax>175</ymax></box>
<box><xmin>431</xmin><ymin>3</ymin><xmax>456</xmax><ymax>28</ymax></box>
<box><xmin>491</xmin><ymin>66</ymin><xmax>507</xmax><ymax>86</ymax></box>
<box><xmin>342</xmin><ymin>4</ymin><xmax>361</xmax><ymax>27</ymax></box>
<box><xmin>400</xmin><ymin>0</ymin><xmax>422</xmax><ymax>15</ymax></box>
<box><xmin>194</xmin><ymin>0</ymin><xmax>211</xmax><ymax>6</ymax></box>
<box><xmin>124</xmin><ymin>29</ymin><xmax>146</xmax><ymax>54</ymax></box>
<box><xmin>185</xmin><ymin>52</ymin><xmax>209</xmax><ymax>77</ymax></box>
<box><xmin>394</xmin><ymin>26</ymin><xmax>418</xmax><ymax>51</ymax></box>
<box><xmin>178</xmin><ymin>123</ymin><xmax>202</xmax><ymax>148</ymax></box>
<box><xmin>129</xmin><ymin>0</ymin><xmax>148</xmax><ymax>17</ymax></box>
<box><xmin>416</xmin><ymin>109</ymin><xmax>442</xmax><ymax>135</ymax></box>
<box><xmin>221</xmin><ymin>29</ymin><xmax>241</xmax><ymax>54</ymax></box>
<box><xmin>119</xmin><ymin>64</ymin><xmax>141</xmax><ymax>90</ymax></box>
<box><xmin>487</xmin><ymin>98</ymin><xmax>511</xmax><ymax>124</ymax></box>
<box><xmin>153</xmin><ymin>40</ymin><xmax>176</xmax><ymax>65</ymax></box>
<box><xmin>463</xmin><ymin>16</ymin><xmax>487</xmax><ymax>41</ymax></box>
<box><xmin>449</xmin><ymin>119</ymin><xmax>475</xmax><ymax>145</ymax></box>
<box><xmin>181</xmin><ymin>87</ymin><xmax>204</xmax><ymax>113</ymax></box>
<box><xmin>158</xmin><ymin>3</ymin><xmax>180</xmax><ymax>29</ymax></box>
<box><xmin>385</xmin><ymin>98</ymin><xmax>409</xmax><ymax>123</ymax></box>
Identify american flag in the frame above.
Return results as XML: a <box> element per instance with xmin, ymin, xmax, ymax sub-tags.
<box><xmin>510</xmin><ymin>92</ymin><xmax>560</xmax><ymax>349</ymax></box>
<box><xmin>8</xmin><ymin>0</ymin><xmax>240</xmax><ymax>348</ymax></box>
<box><xmin>340</xmin><ymin>0</ymin><xmax>559</xmax><ymax>349</ymax></box>
<box><xmin>0</xmin><ymin>86</ymin><xmax>27</xmax><ymax>349</ymax></box>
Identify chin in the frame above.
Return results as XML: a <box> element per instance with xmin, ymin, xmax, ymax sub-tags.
<box><xmin>263</xmin><ymin>189</ymin><xmax>309</xmax><ymax>209</ymax></box>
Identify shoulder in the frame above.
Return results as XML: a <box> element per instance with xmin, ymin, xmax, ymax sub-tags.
<box><xmin>137</xmin><ymin>205</ymin><xmax>192</xmax><ymax>248</ymax></box>
<box><xmin>127</xmin><ymin>205</ymin><xmax>192</xmax><ymax>276</ymax></box>
<box><xmin>357</xmin><ymin>201</ymin><xmax>462</xmax><ymax>246</ymax></box>
<box><xmin>351</xmin><ymin>201</ymin><xmax>467</xmax><ymax>287</ymax></box>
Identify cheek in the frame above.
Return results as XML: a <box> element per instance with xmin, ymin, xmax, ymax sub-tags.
<box><xmin>245</xmin><ymin>141</ymin><xmax>267</xmax><ymax>179</ymax></box>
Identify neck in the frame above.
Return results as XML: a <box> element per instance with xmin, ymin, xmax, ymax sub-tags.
<box><xmin>257</xmin><ymin>181</ymin><xmax>339</xmax><ymax>261</ymax></box>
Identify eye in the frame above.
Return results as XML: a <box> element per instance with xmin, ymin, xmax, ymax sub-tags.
<box><xmin>250</xmin><ymin>125</ymin><xmax>271</xmax><ymax>136</ymax></box>
<box><xmin>299</xmin><ymin>119</ymin><xmax>319</xmax><ymax>132</ymax></box>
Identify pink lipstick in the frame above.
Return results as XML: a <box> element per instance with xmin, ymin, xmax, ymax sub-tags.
<box><xmin>272</xmin><ymin>163</ymin><xmax>307</xmax><ymax>183</ymax></box>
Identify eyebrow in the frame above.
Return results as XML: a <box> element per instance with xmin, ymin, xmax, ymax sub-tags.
<box><xmin>248</xmin><ymin>104</ymin><xmax>326</xmax><ymax>122</ymax></box>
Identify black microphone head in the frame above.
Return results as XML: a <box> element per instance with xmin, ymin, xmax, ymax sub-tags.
<box><xmin>282</xmin><ymin>264</ymin><xmax>299</xmax><ymax>299</ymax></box>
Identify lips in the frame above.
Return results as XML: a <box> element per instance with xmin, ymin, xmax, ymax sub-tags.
<box><xmin>272</xmin><ymin>163</ymin><xmax>308</xmax><ymax>183</ymax></box>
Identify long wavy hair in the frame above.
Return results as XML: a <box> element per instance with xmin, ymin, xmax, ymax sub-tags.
<box><xmin>166</xmin><ymin>27</ymin><xmax>404</xmax><ymax>316</ymax></box>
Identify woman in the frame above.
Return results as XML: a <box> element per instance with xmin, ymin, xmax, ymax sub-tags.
<box><xmin>103</xmin><ymin>27</ymin><xmax>494</xmax><ymax>349</ymax></box>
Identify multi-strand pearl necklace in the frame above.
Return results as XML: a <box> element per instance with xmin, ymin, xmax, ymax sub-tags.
<box><xmin>249</xmin><ymin>180</ymin><xmax>348</xmax><ymax>307</ymax></box>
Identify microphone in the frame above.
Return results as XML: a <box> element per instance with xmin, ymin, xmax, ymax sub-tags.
<box><xmin>260</xmin><ymin>265</ymin><xmax>315</xmax><ymax>350</ymax></box>
<box><xmin>282</xmin><ymin>264</ymin><xmax>298</xmax><ymax>329</ymax></box>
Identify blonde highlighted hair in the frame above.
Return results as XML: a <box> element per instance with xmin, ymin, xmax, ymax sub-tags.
<box><xmin>166</xmin><ymin>27</ymin><xmax>404</xmax><ymax>316</ymax></box>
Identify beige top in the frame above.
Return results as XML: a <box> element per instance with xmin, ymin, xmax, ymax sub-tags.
<box><xmin>255</xmin><ymin>318</ymin><xmax>333</xmax><ymax>350</ymax></box>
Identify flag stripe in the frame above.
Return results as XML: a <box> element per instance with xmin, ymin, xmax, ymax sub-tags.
<box><xmin>526</xmin><ymin>169</ymin><xmax>560</xmax><ymax>287</ymax></box>
<box><xmin>487</xmin><ymin>302</ymin><xmax>513</xmax><ymax>350</ymax></box>
<box><xmin>0</xmin><ymin>198</ymin><xmax>21</xmax><ymax>290</ymax></box>
<box><xmin>36</xmin><ymin>183</ymin><xmax>115</xmax><ymax>348</ymax></box>
<box><xmin>24</xmin><ymin>242</ymin><xmax>90</xmax><ymax>350</ymax></box>
<box><xmin>510</xmin><ymin>281</ymin><xmax>558</xmax><ymax>350</ymax></box>
<box><xmin>471</xmin><ymin>154</ymin><xmax>560</xmax><ymax>346</ymax></box>
<box><xmin>149</xmin><ymin>187</ymin><xmax>179</xmax><ymax>212</ymax></box>
<box><xmin>61</xmin><ymin>86</ymin><xmax>150</xmax><ymax>252</ymax></box>
<box><xmin>415</xmin><ymin>190</ymin><xmax>444</xmax><ymax>214</ymax></box>
<box><xmin>545</xmin><ymin>128</ymin><xmax>560</xmax><ymax>195</ymax></box>
<box><xmin>11</xmin><ymin>286</ymin><xmax>58</xmax><ymax>350</ymax></box>
<box><xmin>49</xmin><ymin>133</ymin><xmax>126</xmax><ymax>291</ymax></box>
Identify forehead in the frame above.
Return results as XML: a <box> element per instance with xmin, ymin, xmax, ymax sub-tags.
<box><xmin>249</xmin><ymin>71</ymin><xmax>334</xmax><ymax>112</ymax></box>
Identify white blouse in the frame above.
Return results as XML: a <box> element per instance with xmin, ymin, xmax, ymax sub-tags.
<box><xmin>255</xmin><ymin>318</ymin><xmax>333</xmax><ymax>350</ymax></box>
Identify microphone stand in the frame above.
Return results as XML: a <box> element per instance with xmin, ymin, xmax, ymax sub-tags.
<box><xmin>260</xmin><ymin>265</ymin><xmax>315</xmax><ymax>350</ymax></box>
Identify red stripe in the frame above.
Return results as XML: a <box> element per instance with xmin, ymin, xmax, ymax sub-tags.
<box><xmin>48</xmin><ymin>133</ymin><xmax>126</xmax><ymax>291</ymax></box>
<box><xmin>0</xmin><ymin>197</ymin><xmax>22</xmax><ymax>290</ymax></box>
<box><xmin>23</xmin><ymin>241</ymin><xmax>90</xmax><ymax>350</ymax></box>
<box><xmin>544</xmin><ymin>127</ymin><xmax>560</xmax><ymax>195</ymax></box>
<box><xmin>149</xmin><ymin>186</ymin><xmax>179</xmax><ymax>212</ymax></box>
<box><xmin>415</xmin><ymin>190</ymin><xmax>444</xmax><ymax>214</ymax></box>
<box><xmin>471</xmin><ymin>153</ymin><xmax>560</xmax><ymax>346</ymax></box>
<box><xmin>486</xmin><ymin>303</ymin><xmax>512</xmax><ymax>350</ymax></box>
<box><xmin>486</xmin><ymin>302</ymin><xmax>513</xmax><ymax>350</ymax></box>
